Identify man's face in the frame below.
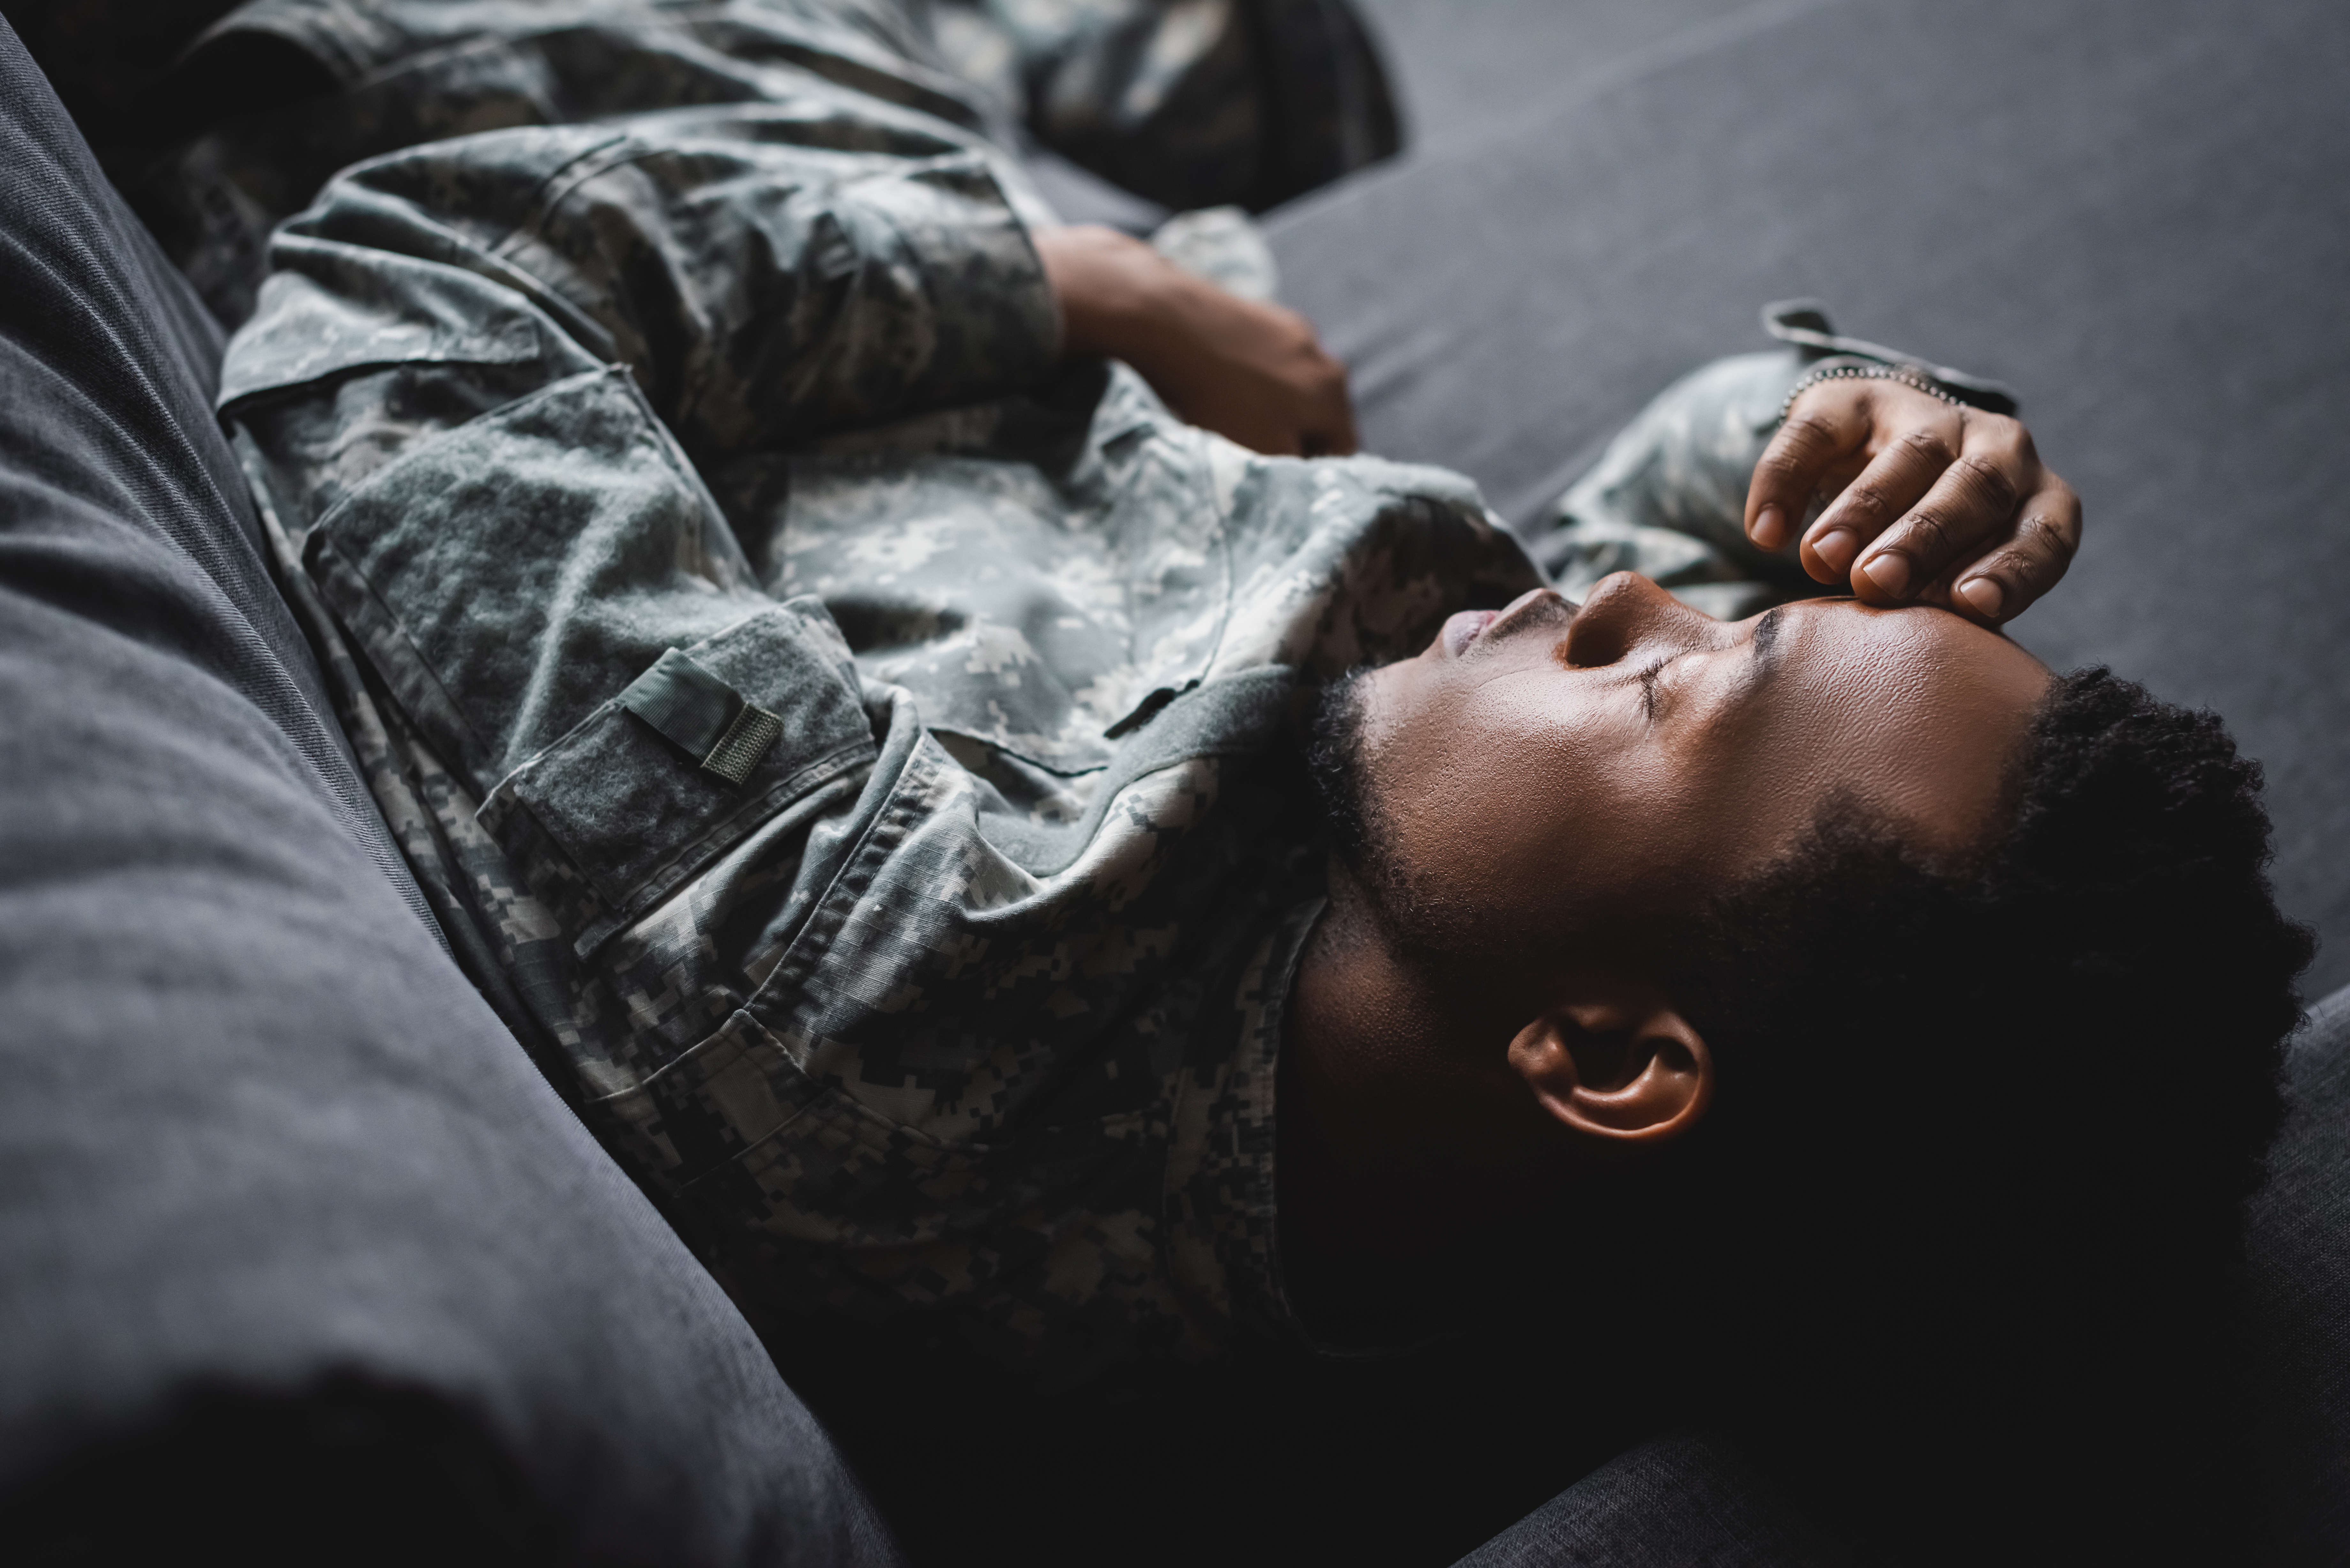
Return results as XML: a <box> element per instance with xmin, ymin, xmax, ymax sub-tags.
<box><xmin>1312</xmin><ymin>572</ymin><xmax>2053</xmax><ymax>1012</ymax></box>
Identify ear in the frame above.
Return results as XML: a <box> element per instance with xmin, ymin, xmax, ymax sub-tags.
<box><xmin>1506</xmin><ymin>989</ymin><xmax>1714</xmax><ymax>1145</ymax></box>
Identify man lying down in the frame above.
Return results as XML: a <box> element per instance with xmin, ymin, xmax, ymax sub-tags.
<box><xmin>201</xmin><ymin>0</ymin><xmax>2311</xmax><ymax>1419</ymax></box>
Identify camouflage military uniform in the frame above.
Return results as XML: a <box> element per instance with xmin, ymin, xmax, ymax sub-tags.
<box><xmin>925</xmin><ymin>0</ymin><xmax>1400</xmax><ymax>211</ymax></box>
<box><xmin>122</xmin><ymin>0</ymin><xmax>1395</xmax><ymax>326</ymax></box>
<box><xmin>209</xmin><ymin>0</ymin><xmax>1536</xmax><ymax>1410</ymax></box>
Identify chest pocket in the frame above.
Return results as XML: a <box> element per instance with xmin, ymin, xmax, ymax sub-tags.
<box><xmin>301</xmin><ymin>365</ymin><xmax>879</xmax><ymax>953</ymax></box>
<box><xmin>480</xmin><ymin>602</ymin><xmax>877</xmax><ymax>957</ymax></box>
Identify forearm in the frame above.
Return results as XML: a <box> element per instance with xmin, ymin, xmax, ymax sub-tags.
<box><xmin>1034</xmin><ymin>224</ymin><xmax>1216</xmax><ymax>364</ymax></box>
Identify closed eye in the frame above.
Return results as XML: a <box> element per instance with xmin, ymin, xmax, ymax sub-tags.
<box><xmin>1638</xmin><ymin>656</ymin><xmax>1669</xmax><ymax>720</ymax></box>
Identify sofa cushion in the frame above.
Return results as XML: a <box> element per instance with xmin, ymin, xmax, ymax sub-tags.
<box><xmin>0</xmin><ymin>17</ymin><xmax>895</xmax><ymax>1564</ymax></box>
<box><xmin>2248</xmin><ymin>981</ymin><xmax>2350</xmax><ymax>1561</ymax></box>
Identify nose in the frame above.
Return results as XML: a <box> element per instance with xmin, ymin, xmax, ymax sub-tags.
<box><xmin>1558</xmin><ymin>572</ymin><xmax>1714</xmax><ymax>669</ymax></box>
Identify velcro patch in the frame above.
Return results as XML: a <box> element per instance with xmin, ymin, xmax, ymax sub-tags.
<box><xmin>620</xmin><ymin>647</ymin><xmax>781</xmax><ymax>784</ymax></box>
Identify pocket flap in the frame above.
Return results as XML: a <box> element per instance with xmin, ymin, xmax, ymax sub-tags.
<box><xmin>482</xmin><ymin>601</ymin><xmax>877</xmax><ymax>954</ymax></box>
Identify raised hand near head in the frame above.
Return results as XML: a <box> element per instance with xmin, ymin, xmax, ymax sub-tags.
<box><xmin>1743</xmin><ymin>376</ymin><xmax>2081</xmax><ymax>624</ymax></box>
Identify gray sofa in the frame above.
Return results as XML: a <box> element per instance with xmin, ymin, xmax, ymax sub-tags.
<box><xmin>0</xmin><ymin>18</ymin><xmax>897</xmax><ymax>1567</ymax></box>
<box><xmin>1</xmin><ymin>1</ymin><xmax>2344</xmax><ymax>1564</ymax></box>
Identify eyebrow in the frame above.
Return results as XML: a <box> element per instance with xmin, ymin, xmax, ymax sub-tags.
<box><xmin>1745</xmin><ymin>606</ymin><xmax>1788</xmax><ymax>689</ymax></box>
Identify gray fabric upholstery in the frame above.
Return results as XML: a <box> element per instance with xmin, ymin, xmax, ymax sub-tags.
<box><xmin>1452</xmin><ymin>1431</ymin><xmax>1837</xmax><ymax>1568</ymax></box>
<box><xmin>5</xmin><ymin>0</ymin><xmax>2339</xmax><ymax>1559</ymax></box>
<box><xmin>2248</xmin><ymin>982</ymin><xmax>2350</xmax><ymax>1562</ymax></box>
<box><xmin>0</xmin><ymin>17</ymin><xmax>896</xmax><ymax>1564</ymax></box>
<box><xmin>1269</xmin><ymin>0</ymin><xmax>2350</xmax><ymax>997</ymax></box>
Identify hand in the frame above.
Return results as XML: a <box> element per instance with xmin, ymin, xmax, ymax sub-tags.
<box><xmin>1741</xmin><ymin>377</ymin><xmax>2082</xmax><ymax>624</ymax></box>
<box><xmin>1034</xmin><ymin>225</ymin><xmax>1359</xmax><ymax>458</ymax></box>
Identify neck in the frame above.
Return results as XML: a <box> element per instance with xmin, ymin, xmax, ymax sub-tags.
<box><xmin>1277</xmin><ymin>878</ymin><xmax>1566</xmax><ymax>1347</ymax></box>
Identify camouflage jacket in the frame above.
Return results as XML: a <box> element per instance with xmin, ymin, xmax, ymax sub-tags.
<box><xmin>213</xmin><ymin>0</ymin><xmax>1537</xmax><ymax>1410</ymax></box>
<box><xmin>127</xmin><ymin>0</ymin><xmax>1396</xmax><ymax>327</ymax></box>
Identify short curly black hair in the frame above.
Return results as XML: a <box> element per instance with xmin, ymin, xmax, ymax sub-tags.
<box><xmin>1651</xmin><ymin>666</ymin><xmax>2314</xmax><ymax>1556</ymax></box>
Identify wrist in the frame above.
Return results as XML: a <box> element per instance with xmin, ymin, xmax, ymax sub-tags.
<box><xmin>1034</xmin><ymin>224</ymin><xmax>1189</xmax><ymax>363</ymax></box>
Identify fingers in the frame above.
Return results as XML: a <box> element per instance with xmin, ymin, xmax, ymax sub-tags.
<box><xmin>1271</xmin><ymin>306</ymin><xmax>1356</xmax><ymax>456</ymax></box>
<box><xmin>1933</xmin><ymin>477</ymin><xmax>2082</xmax><ymax>622</ymax></box>
<box><xmin>1193</xmin><ymin>355</ymin><xmax>1353</xmax><ymax>455</ymax></box>
<box><xmin>1147</xmin><ymin>295</ymin><xmax>1358</xmax><ymax>457</ymax></box>
<box><xmin>1301</xmin><ymin>363</ymin><xmax>1360</xmax><ymax>457</ymax></box>
<box><xmin>1838</xmin><ymin>412</ymin><xmax>2073</xmax><ymax>621</ymax></box>
<box><xmin>1798</xmin><ymin>406</ymin><xmax>1971</xmax><ymax>586</ymax></box>
<box><xmin>1745</xmin><ymin>391</ymin><xmax>1871</xmax><ymax>552</ymax></box>
<box><xmin>1749</xmin><ymin>378</ymin><xmax>2081</xmax><ymax>624</ymax></box>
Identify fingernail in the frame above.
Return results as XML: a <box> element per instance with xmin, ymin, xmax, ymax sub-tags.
<box><xmin>1751</xmin><ymin>503</ymin><xmax>1787</xmax><ymax>549</ymax></box>
<box><xmin>1812</xmin><ymin>529</ymin><xmax>1858</xmax><ymax>577</ymax></box>
<box><xmin>1859</xmin><ymin>551</ymin><xmax>1912</xmax><ymax>598</ymax></box>
<box><xmin>1958</xmin><ymin>577</ymin><xmax>2004</xmax><ymax>617</ymax></box>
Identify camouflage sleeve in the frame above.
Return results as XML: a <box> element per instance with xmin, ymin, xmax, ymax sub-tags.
<box><xmin>225</xmin><ymin>93</ymin><xmax>1061</xmax><ymax>470</ymax></box>
<box><xmin>1536</xmin><ymin>302</ymin><xmax>2021</xmax><ymax>622</ymax></box>
<box><xmin>927</xmin><ymin>0</ymin><xmax>1402</xmax><ymax>211</ymax></box>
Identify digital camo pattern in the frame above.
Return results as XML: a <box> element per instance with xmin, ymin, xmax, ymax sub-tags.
<box><xmin>213</xmin><ymin>16</ymin><xmax>1537</xmax><ymax>1408</ymax></box>
<box><xmin>1147</xmin><ymin>204</ymin><xmax>1280</xmax><ymax>302</ymax></box>
<box><xmin>127</xmin><ymin>0</ymin><xmax>1393</xmax><ymax>326</ymax></box>
<box><xmin>132</xmin><ymin>0</ymin><xmax>1038</xmax><ymax>327</ymax></box>
<box><xmin>928</xmin><ymin>0</ymin><xmax>1401</xmax><ymax>211</ymax></box>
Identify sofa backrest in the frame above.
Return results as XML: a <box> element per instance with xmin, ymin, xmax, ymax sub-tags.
<box><xmin>0</xmin><ymin>17</ymin><xmax>895</xmax><ymax>1564</ymax></box>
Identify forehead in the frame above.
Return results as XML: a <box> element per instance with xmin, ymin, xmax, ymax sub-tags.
<box><xmin>1762</xmin><ymin>598</ymin><xmax>2043</xmax><ymax>707</ymax></box>
<box><xmin>1742</xmin><ymin>599</ymin><xmax>2050</xmax><ymax>855</ymax></box>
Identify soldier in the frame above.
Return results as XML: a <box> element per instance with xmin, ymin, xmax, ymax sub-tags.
<box><xmin>182</xmin><ymin>0</ymin><xmax>2304</xmax><ymax>1436</ymax></box>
